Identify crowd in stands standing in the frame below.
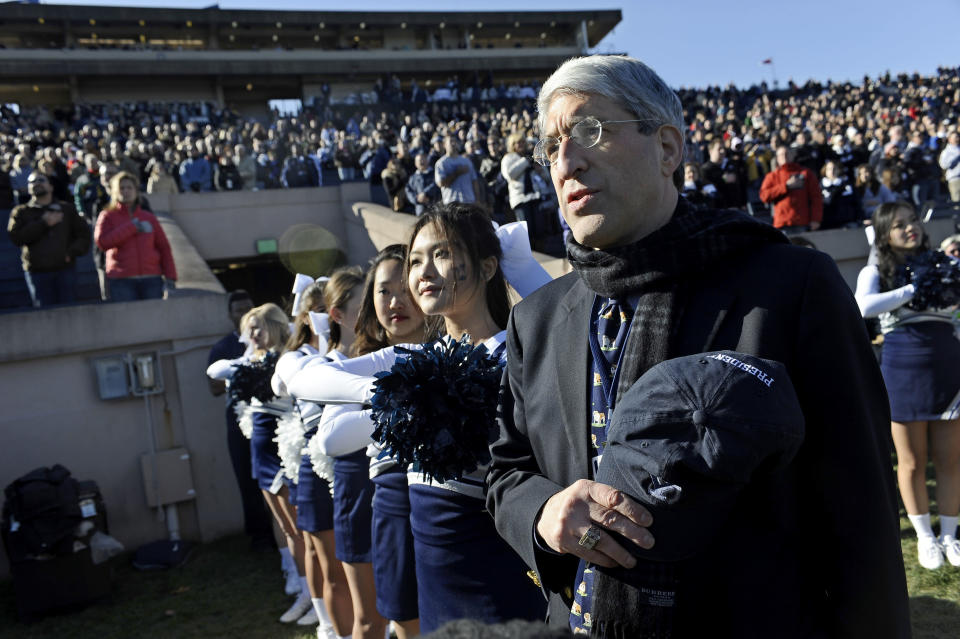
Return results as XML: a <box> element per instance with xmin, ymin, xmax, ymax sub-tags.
<box><xmin>3</xmin><ymin>67</ymin><xmax>960</xmax><ymax>305</ymax></box>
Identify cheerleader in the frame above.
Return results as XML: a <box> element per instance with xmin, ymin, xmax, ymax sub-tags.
<box><xmin>207</xmin><ymin>304</ymin><xmax>309</xmax><ymax>621</ymax></box>
<box><xmin>289</xmin><ymin>203</ymin><xmax>551</xmax><ymax>633</ymax></box>
<box><xmin>273</xmin><ymin>279</ymin><xmax>353</xmax><ymax>638</ymax></box>
<box><xmin>855</xmin><ymin>201</ymin><xmax>960</xmax><ymax>570</ymax></box>
<box><xmin>316</xmin><ymin>267</ymin><xmax>384</xmax><ymax>639</ymax></box>
<box><xmin>318</xmin><ymin>245</ymin><xmax>428</xmax><ymax>639</ymax></box>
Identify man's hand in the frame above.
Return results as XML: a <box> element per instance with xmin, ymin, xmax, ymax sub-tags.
<box><xmin>809</xmin><ymin>220</ymin><xmax>821</xmax><ymax>231</ymax></box>
<box><xmin>417</xmin><ymin>192</ymin><xmax>428</xmax><ymax>203</ymax></box>
<box><xmin>786</xmin><ymin>173</ymin><xmax>806</xmax><ymax>190</ymax></box>
<box><xmin>41</xmin><ymin>210</ymin><xmax>63</xmax><ymax>226</ymax></box>
<box><xmin>536</xmin><ymin>479</ymin><xmax>653</xmax><ymax>569</ymax></box>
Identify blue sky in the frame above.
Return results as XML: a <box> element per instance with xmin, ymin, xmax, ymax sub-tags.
<box><xmin>47</xmin><ymin>0</ymin><xmax>959</xmax><ymax>89</ymax></box>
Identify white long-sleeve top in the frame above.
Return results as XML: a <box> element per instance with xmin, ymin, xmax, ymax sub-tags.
<box><xmin>272</xmin><ymin>344</ymin><xmax>323</xmax><ymax>421</ymax></box>
<box><xmin>854</xmin><ymin>264</ymin><xmax>954</xmax><ymax>334</ymax></box>
<box><xmin>289</xmin><ymin>332</ymin><xmax>507</xmax><ymax>499</ymax></box>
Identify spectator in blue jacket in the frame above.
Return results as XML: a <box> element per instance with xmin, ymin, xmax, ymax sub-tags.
<box><xmin>179</xmin><ymin>146</ymin><xmax>212</xmax><ymax>192</ymax></box>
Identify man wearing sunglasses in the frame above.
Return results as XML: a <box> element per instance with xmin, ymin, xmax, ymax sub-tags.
<box><xmin>7</xmin><ymin>171</ymin><xmax>90</xmax><ymax>307</ymax></box>
<box><xmin>487</xmin><ymin>55</ymin><xmax>909</xmax><ymax>637</ymax></box>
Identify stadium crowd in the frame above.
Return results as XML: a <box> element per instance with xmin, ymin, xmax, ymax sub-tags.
<box><xmin>2</xmin><ymin>67</ymin><xmax>960</xmax><ymax>307</ymax></box>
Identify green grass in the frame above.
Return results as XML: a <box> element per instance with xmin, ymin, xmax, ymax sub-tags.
<box><xmin>899</xmin><ymin>461</ymin><xmax>960</xmax><ymax>639</ymax></box>
<box><xmin>0</xmin><ymin>534</ymin><xmax>316</xmax><ymax>639</ymax></box>
<box><xmin>2</xmin><ymin>474</ymin><xmax>960</xmax><ymax>637</ymax></box>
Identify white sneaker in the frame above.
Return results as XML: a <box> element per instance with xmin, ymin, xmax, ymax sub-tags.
<box><xmin>918</xmin><ymin>535</ymin><xmax>944</xmax><ymax>570</ymax></box>
<box><xmin>940</xmin><ymin>536</ymin><xmax>960</xmax><ymax>567</ymax></box>
<box><xmin>317</xmin><ymin>626</ymin><xmax>337</xmax><ymax>639</ymax></box>
<box><xmin>296</xmin><ymin>607</ymin><xmax>319</xmax><ymax>626</ymax></box>
<box><xmin>284</xmin><ymin>568</ymin><xmax>301</xmax><ymax>596</ymax></box>
<box><xmin>280</xmin><ymin>592</ymin><xmax>313</xmax><ymax>623</ymax></box>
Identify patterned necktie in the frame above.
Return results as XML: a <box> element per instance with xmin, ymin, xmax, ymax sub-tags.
<box><xmin>570</xmin><ymin>296</ymin><xmax>632</xmax><ymax>635</ymax></box>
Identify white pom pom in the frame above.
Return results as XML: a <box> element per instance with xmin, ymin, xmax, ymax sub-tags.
<box><xmin>275</xmin><ymin>412</ymin><xmax>307</xmax><ymax>483</ymax></box>
<box><xmin>307</xmin><ymin>432</ymin><xmax>335</xmax><ymax>497</ymax></box>
<box><xmin>235</xmin><ymin>402</ymin><xmax>254</xmax><ymax>439</ymax></box>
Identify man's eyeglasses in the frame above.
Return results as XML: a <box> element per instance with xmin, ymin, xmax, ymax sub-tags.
<box><xmin>533</xmin><ymin>117</ymin><xmax>656</xmax><ymax>166</ymax></box>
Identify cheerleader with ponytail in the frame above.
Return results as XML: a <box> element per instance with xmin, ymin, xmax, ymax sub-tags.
<box><xmin>273</xmin><ymin>279</ymin><xmax>354</xmax><ymax>637</ymax></box>
<box><xmin>316</xmin><ymin>267</ymin><xmax>380</xmax><ymax>639</ymax></box>
<box><xmin>315</xmin><ymin>244</ymin><xmax>428</xmax><ymax>639</ymax></box>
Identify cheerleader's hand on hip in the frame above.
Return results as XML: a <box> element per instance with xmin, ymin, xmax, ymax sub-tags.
<box><xmin>535</xmin><ymin>478</ymin><xmax>653</xmax><ymax>569</ymax></box>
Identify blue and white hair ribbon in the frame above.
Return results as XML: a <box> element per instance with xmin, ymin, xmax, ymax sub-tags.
<box><xmin>494</xmin><ymin>221</ymin><xmax>553</xmax><ymax>298</ymax></box>
<box><xmin>309</xmin><ymin>311</ymin><xmax>331</xmax><ymax>353</ymax></box>
<box><xmin>292</xmin><ymin>274</ymin><xmax>331</xmax><ymax>316</ymax></box>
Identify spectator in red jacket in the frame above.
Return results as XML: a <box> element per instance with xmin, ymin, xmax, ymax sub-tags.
<box><xmin>94</xmin><ymin>171</ymin><xmax>177</xmax><ymax>301</ymax></box>
<box><xmin>759</xmin><ymin>146</ymin><xmax>823</xmax><ymax>232</ymax></box>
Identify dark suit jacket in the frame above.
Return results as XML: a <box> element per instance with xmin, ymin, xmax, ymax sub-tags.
<box><xmin>487</xmin><ymin>243</ymin><xmax>911</xmax><ymax>638</ymax></box>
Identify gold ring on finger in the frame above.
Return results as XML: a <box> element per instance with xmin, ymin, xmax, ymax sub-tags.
<box><xmin>577</xmin><ymin>524</ymin><xmax>602</xmax><ymax>551</ymax></box>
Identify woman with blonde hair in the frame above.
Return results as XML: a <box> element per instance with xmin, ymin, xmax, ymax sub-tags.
<box><xmin>208</xmin><ymin>304</ymin><xmax>307</xmax><ymax>619</ymax></box>
<box><xmin>500</xmin><ymin>132</ymin><xmax>542</xmax><ymax>226</ymax></box>
<box><xmin>94</xmin><ymin>170</ymin><xmax>176</xmax><ymax>301</ymax></box>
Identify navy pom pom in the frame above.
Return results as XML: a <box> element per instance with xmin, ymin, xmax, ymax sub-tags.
<box><xmin>229</xmin><ymin>351</ymin><xmax>280</xmax><ymax>405</ymax></box>
<box><xmin>895</xmin><ymin>250</ymin><xmax>960</xmax><ymax>311</ymax></box>
<box><xmin>369</xmin><ymin>336</ymin><xmax>504</xmax><ymax>484</ymax></box>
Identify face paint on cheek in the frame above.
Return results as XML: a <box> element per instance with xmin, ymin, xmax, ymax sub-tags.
<box><xmin>454</xmin><ymin>263</ymin><xmax>468</xmax><ymax>282</ymax></box>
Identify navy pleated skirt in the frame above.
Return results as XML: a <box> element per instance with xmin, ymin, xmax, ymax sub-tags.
<box><xmin>881</xmin><ymin>322</ymin><xmax>960</xmax><ymax>422</ymax></box>
<box><xmin>372</xmin><ymin>467</ymin><xmax>418</xmax><ymax>621</ymax></box>
<box><xmin>296</xmin><ymin>426</ymin><xmax>334</xmax><ymax>533</ymax></box>
<box><xmin>250</xmin><ymin>411</ymin><xmax>283</xmax><ymax>492</ymax></box>
<box><xmin>409</xmin><ymin>484</ymin><xmax>546</xmax><ymax>633</ymax></box>
<box><xmin>333</xmin><ymin>449</ymin><xmax>374</xmax><ymax>563</ymax></box>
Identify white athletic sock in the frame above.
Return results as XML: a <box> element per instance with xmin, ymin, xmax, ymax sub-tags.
<box><xmin>940</xmin><ymin>514</ymin><xmax>959</xmax><ymax>540</ymax></box>
<box><xmin>909</xmin><ymin>513</ymin><xmax>937</xmax><ymax>539</ymax></box>
<box><xmin>279</xmin><ymin>547</ymin><xmax>294</xmax><ymax>571</ymax></box>
<box><xmin>311</xmin><ymin>598</ymin><xmax>334</xmax><ymax>628</ymax></box>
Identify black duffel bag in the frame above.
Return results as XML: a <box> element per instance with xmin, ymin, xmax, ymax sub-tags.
<box><xmin>2</xmin><ymin>464</ymin><xmax>83</xmax><ymax>562</ymax></box>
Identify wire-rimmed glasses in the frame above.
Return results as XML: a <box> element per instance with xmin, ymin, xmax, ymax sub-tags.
<box><xmin>532</xmin><ymin>117</ymin><xmax>655</xmax><ymax>166</ymax></box>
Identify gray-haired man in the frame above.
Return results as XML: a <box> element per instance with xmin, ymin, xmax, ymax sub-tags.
<box><xmin>487</xmin><ymin>55</ymin><xmax>909</xmax><ymax>638</ymax></box>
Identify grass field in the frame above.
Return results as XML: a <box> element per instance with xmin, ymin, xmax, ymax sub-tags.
<box><xmin>1</xmin><ymin>505</ymin><xmax>959</xmax><ymax>637</ymax></box>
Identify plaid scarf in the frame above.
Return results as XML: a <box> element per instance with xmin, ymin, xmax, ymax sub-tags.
<box><xmin>567</xmin><ymin>199</ymin><xmax>787</xmax><ymax>407</ymax></box>
<box><xmin>566</xmin><ymin>200</ymin><xmax>786</xmax><ymax>638</ymax></box>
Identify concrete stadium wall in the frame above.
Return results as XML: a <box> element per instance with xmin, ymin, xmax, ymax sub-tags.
<box><xmin>154</xmin><ymin>182</ymin><xmax>375</xmax><ymax>264</ymax></box>
<box><xmin>0</xmin><ymin>210</ymin><xmax>239</xmax><ymax>579</ymax></box>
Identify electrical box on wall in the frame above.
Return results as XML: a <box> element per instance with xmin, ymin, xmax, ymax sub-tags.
<box><xmin>128</xmin><ymin>352</ymin><xmax>163</xmax><ymax>396</ymax></box>
<box><xmin>92</xmin><ymin>355</ymin><xmax>129</xmax><ymax>400</ymax></box>
<box><xmin>140</xmin><ymin>448</ymin><xmax>196</xmax><ymax>508</ymax></box>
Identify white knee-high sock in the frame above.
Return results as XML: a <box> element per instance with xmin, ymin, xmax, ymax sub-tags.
<box><xmin>311</xmin><ymin>598</ymin><xmax>334</xmax><ymax>627</ymax></box>
<box><xmin>940</xmin><ymin>514</ymin><xmax>959</xmax><ymax>540</ymax></box>
<box><xmin>909</xmin><ymin>513</ymin><xmax>937</xmax><ymax>539</ymax></box>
